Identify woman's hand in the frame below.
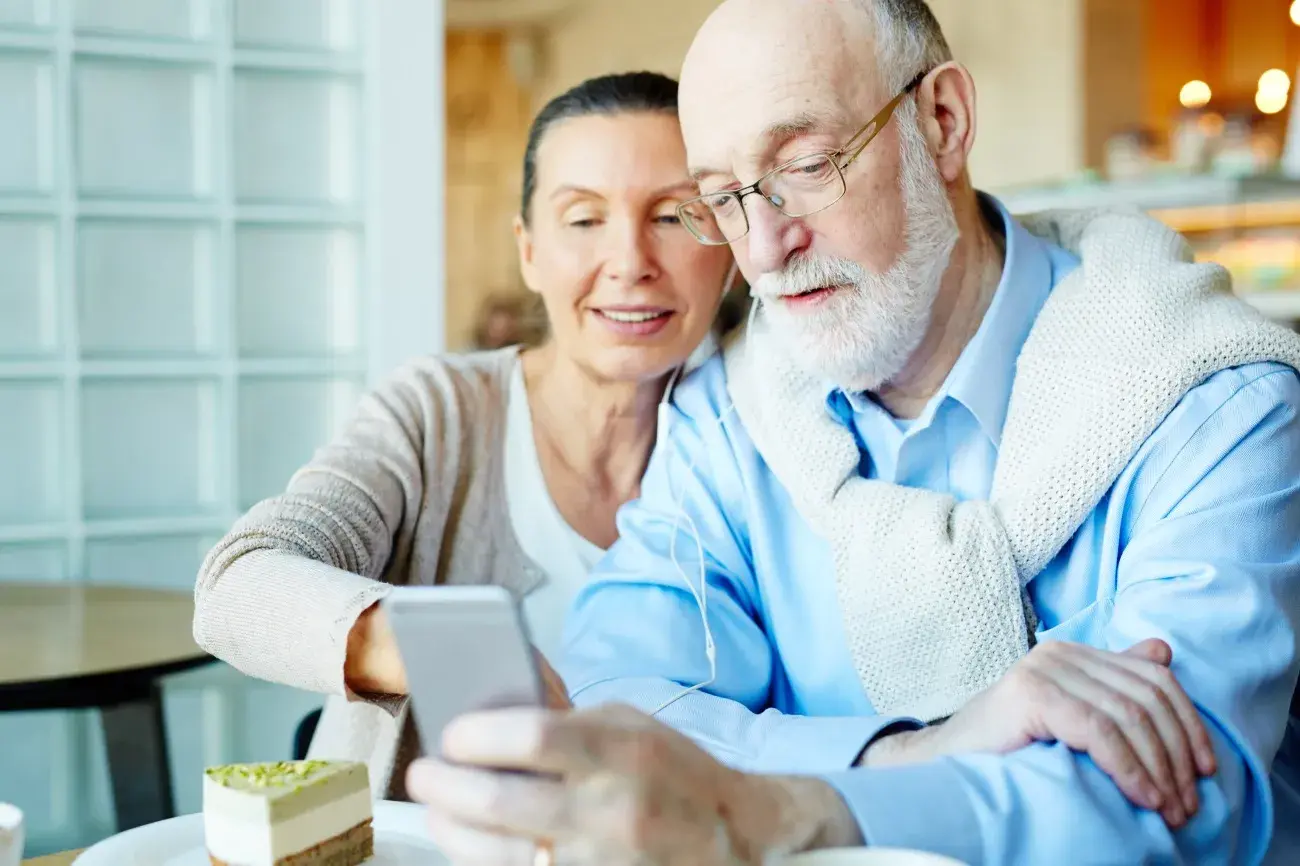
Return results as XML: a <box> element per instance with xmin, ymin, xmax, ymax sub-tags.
<box><xmin>535</xmin><ymin>649</ymin><xmax>572</xmax><ymax>710</ymax></box>
<box><xmin>863</xmin><ymin>638</ymin><xmax>1216</xmax><ymax>828</ymax></box>
<box><xmin>343</xmin><ymin>604</ymin><xmax>573</xmax><ymax>710</ymax></box>
<box><xmin>343</xmin><ymin>603</ymin><xmax>409</xmax><ymax>695</ymax></box>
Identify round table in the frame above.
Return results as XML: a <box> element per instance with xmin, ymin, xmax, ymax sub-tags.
<box><xmin>0</xmin><ymin>583</ymin><xmax>215</xmax><ymax>833</ymax></box>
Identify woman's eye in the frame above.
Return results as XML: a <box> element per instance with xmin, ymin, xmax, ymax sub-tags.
<box><xmin>567</xmin><ymin>217</ymin><xmax>599</xmax><ymax>228</ymax></box>
<box><xmin>655</xmin><ymin>214</ymin><xmax>682</xmax><ymax>225</ymax></box>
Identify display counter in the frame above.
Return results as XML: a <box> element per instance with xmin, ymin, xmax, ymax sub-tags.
<box><xmin>998</xmin><ymin>175</ymin><xmax>1300</xmax><ymax>324</ymax></box>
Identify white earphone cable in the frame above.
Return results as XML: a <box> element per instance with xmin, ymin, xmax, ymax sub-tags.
<box><xmin>649</xmin><ymin>273</ymin><xmax>758</xmax><ymax>717</ymax></box>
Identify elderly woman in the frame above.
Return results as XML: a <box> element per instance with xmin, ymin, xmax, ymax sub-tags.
<box><xmin>192</xmin><ymin>71</ymin><xmax>737</xmax><ymax>799</ymax></box>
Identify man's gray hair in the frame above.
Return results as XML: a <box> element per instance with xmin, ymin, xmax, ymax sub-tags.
<box><xmin>861</xmin><ymin>0</ymin><xmax>953</xmax><ymax>92</ymax></box>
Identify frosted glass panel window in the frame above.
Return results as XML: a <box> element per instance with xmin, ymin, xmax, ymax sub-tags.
<box><xmin>234</xmin><ymin>73</ymin><xmax>358</xmax><ymax>204</ymax></box>
<box><xmin>236</xmin><ymin>226</ymin><xmax>360</xmax><ymax>357</ymax></box>
<box><xmin>163</xmin><ymin>690</ymin><xmax>217</xmax><ymax>815</ymax></box>
<box><xmin>0</xmin><ymin>0</ymin><xmax>52</xmax><ymax>28</ymax></box>
<box><xmin>78</xmin><ymin>221</ymin><xmax>217</xmax><ymax>358</ymax></box>
<box><xmin>76</xmin><ymin>62</ymin><xmax>214</xmax><ymax>198</ymax></box>
<box><xmin>81</xmin><ymin>379</ymin><xmax>220</xmax><ymax>518</ymax></box>
<box><xmin>238</xmin><ymin>377</ymin><xmax>361</xmax><ymax>508</ymax></box>
<box><xmin>0</xmin><ymin>714</ymin><xmax>70</xmax><ymax>838</ymax></box>
<box><xmin>74</xmin><ymin>0</ymin><xmax>213</xmax><ymax>41</ymax></box>
<box><xmin>233</xmin><ymin>0</ymin><xmax>357</xmax><ymax>52</ymax></box>
<box><xmin>0</xmin><ymin>381</ymin><xmax>63</xmax><ymax>524</ymax></box>
<box><xmin>0</xmin><ymin>219</ymin><xmax>58</xmax><ymax>357</ymax></box>
<box><xmin>0</xmin><ymin>542</ymin><xmax>67</xmax><ymax>581</ymax></box>
<box><xmin>85</xmin><ymin>534</ymin><xmax>216</xmax><ymax>589</ymax></box>
<box><xmin>0</xmin><ymin>55</ymin><xmax>54</xmax><ymax>192</ymax></box>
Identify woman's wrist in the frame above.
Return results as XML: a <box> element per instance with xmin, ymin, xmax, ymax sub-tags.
<box><xmin>344</xmin><ymin>603</ymin><xmax>407</xmax><ymax>695</ymax></box>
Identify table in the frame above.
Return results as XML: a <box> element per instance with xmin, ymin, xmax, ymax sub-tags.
<box><xmin>22</xmin><ymin>849</ymin><xmax>83</xmax><ymax>865</ymax></box>
<box><xmin>0</xmin><ymin>583</ymin><xmax>215</xmax><ymax>834</ymax></box>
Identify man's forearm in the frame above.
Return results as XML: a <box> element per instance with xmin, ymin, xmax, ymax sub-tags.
<box><xmin>823</xmin><ymin>722</ymin><xmax>1262</xmax><ymax>866</ymax></box>
<box><xmin>857</xmin><ymin>724</ymin><xmax>941</xmax><ymax>767</ymax></box>
<box><xmin>573</xmin><ymin>675</ymin><xmax>920</xmax><ymax>774</ymax></box>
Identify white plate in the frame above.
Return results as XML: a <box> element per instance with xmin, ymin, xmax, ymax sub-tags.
<box><xmin>73</xmin><ymin>800</ymin><xmax>446</xmax><ymax>866</ymax></box>
<box><xmin>784</xmin><ymin>848</ymin><xmax>967</xmax><ymax>866</ymax></box>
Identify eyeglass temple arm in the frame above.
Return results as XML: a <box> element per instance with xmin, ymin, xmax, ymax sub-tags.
<box><xmin>839</xmin><ymin>70</ymin><xmax>930</xmax><ymax>168</ymax></box>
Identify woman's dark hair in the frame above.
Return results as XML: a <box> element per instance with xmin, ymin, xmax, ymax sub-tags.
<box><xmin>519</xmin><ymin>71</ymin><xmax>680</xmax><ymax>226</ymax></box>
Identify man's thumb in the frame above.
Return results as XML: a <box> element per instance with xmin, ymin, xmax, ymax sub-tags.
<box><xmin>1122</xmin><ymin>637</ymin><xmax>1172</xmax><ymax>665</ymax></box>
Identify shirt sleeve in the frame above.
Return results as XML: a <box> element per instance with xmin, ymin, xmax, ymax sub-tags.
<box><xmin>821</xmin><ymin>367</ymin><xmax>1300</xmax><ymax>865</ymax></box>
<box><xmin>560</xmin><ymin>366</ymin><xmax>919</xmax><ymax>775</ymax></box>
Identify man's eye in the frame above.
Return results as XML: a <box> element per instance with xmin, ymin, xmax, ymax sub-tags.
<box><xmin>706</xmin><ymin>195</ymin><xmax>738</xmax><ymax>214</ymax></box>
<box><xmin>787</xmin><ymin>157</ymin><xmax>835</xmax><ymax>180</ymax></box>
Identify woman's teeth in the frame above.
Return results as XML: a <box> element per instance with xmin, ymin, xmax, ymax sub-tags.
<box><xmin>599</xmin><ymin>310</ymin><xmax>668</xmax><ymax>323</ymax></box>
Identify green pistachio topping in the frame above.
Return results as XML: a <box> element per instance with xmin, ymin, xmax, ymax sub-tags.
<box><xmin>204</xmin><ymin>760</ymin><xmax>332</xmax><ymax>791</ymax></box>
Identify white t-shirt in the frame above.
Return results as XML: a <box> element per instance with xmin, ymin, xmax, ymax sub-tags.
<box><xmin>504</xmin><ymin>362</ymin><xmax>606</xmax><ymax>660</ymax></box>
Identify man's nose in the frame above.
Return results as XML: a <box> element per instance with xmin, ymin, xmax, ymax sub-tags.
<box><xmin>743</xmin><ymin>195</ymin><xmax>799</xmax><ymax>275</ymax></box>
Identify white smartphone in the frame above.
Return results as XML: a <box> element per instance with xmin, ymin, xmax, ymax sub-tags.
<box><xmin>381</xmin><ymin>585</ymin><xmax>544</xmax><ymax>758</ymax></box>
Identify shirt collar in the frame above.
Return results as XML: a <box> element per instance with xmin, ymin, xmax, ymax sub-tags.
<box><xmin>826</xmin><ymin>193</ymin><xmax>1057</xmax><ymax>449</ymax></box>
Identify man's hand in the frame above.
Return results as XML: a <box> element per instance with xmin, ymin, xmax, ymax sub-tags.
<box><xmin>863</xmin><ymin>638</ymin><xmax>1217</xmax><ymax>828</ymax></box>
<box><xmin>407</xmin><ymin>704</ymin><xmax>861</xmax><ymax>865</ymax></box>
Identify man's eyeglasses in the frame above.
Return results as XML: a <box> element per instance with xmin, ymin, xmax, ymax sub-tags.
<box><xmin>676</xmin><ymin>71</ymin><xmax>928</xmax><ymax>246</ymax></box>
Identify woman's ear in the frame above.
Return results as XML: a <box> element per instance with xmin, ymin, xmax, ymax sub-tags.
<box><xmin>513</xmin><ymin>215</ymin><xmax>539</xmax><ymax>293</ymax></box>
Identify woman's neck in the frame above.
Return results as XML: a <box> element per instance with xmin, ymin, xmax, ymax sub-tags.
<box><xmin>521</xmin><ymin>343</ymin><xmax>665</xmax><ymax>507</ymax></box>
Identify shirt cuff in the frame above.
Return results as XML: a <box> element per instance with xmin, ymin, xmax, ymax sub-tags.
<box><xmin>751</xmin><ymin>713</ymin><xmax>923</xmax><ymax>775</ymax></box>
<box><xmin>821</xmin><ymin>761</ymin><xmax>983</xmax><ymax>865</ymax></box>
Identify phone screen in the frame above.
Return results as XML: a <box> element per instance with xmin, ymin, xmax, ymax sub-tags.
<box><xmin>381</xmin><ymin>585</ymin><xmax>543</xmax><ymax>757</ymax></box>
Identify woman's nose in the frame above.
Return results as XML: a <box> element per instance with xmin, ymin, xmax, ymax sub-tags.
<box><xmin>603</xmin><ymin>220</ymin><xmax>657</xmax><ymax>286</ymax></box>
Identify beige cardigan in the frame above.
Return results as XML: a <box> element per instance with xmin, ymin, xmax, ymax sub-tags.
<box><xmin>192</xmin><ymin>347</ymin><xmax>545</xmax><ymax>800</ymax></box>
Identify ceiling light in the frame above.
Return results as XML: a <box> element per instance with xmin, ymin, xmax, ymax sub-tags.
<box><xmin>1257</xmin><ymin>89</ymin><xmax>1289</xmax><ymax>115</ymax></box>
<box><xmin>1179</xmin><ymin>80</ymin><xmax>1212</xmax><ymax>108</ymax></box>
<box><xmin>1259</xmin><ymin>68</ymin><xmax>1292</xmax><ymax>95</ymax></box>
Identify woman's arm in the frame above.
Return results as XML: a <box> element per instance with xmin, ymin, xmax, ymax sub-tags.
<box><xmin>194</xmin><ymin>360</ymin><xmax>459</xmax><ymax>699</ymax></box>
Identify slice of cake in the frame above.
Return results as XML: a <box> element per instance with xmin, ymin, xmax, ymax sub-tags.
<box><xmin>203</xmin><ymin>760</ymin><xmax>373</xmax><ymax>866</ymax></box>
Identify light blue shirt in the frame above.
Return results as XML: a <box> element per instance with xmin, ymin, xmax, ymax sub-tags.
<box><xmin>560</xmin><ymin>197</ymin><xmax>1300</xmax><ymax>865</ymax></box>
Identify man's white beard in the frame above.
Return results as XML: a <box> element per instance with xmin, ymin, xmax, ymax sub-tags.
<box><xmin>750</xmin><ymin>108</ymin><xmax>960</xmax><ymax>393</ymax></box>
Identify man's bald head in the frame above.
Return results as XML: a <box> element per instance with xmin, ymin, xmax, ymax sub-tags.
<box><xmin>681</xmin><ymin>0</ymin><xmax>950</xmax><ymax>112</ymax></box>
<box><xmin>678</xmin><ymin>0</ymin><xmax>952</xmax><ymax>185</ymax></box>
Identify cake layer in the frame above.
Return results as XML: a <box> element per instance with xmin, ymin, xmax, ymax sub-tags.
<box><xmin>205</xmin><ymin>761</ymin><xmax>370</xmax><ymax>823</ymax></box>
<box><xmin>205</xmin><ymin>787</ymin><xmax>371</xmax><ymax>864</ymax></box>
<box><xmin>209</xmin><ymin>818</ymin><xmax>374</xmax><ymax>866</ymax></box>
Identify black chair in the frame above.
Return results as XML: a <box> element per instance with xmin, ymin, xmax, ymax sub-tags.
<box><xmin>293</xmin><ymin>707</ymin><xmax>323</xmax><ymax>761</ymax></box>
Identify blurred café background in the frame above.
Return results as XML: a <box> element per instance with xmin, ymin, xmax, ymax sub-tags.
<box><xmin>1</xmin><ymin>0</ymin><xmax>1299</xmax><ymax>856</ymax></box>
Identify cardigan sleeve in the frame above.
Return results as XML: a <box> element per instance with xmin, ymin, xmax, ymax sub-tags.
<box><xmin>193</xmin><ymin>358</ymin><xmax>467</xmax><ymax>698</ymax></box>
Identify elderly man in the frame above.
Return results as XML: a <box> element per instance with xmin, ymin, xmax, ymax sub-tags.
<box><xmin>408</xmin><ymin>0</ymin><xmax>1300</xmax><ymax>863</ymax></box>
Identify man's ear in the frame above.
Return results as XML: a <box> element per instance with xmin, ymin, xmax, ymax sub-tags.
<box><xmin>918</xmin><ymin>61</ymin><xmax>977</xmax><ymax>185</ymax></box>
<box><xmin>513</xmin><ymin>215</ymin><xmax>540</xmax><ymax>293</ymax></box>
